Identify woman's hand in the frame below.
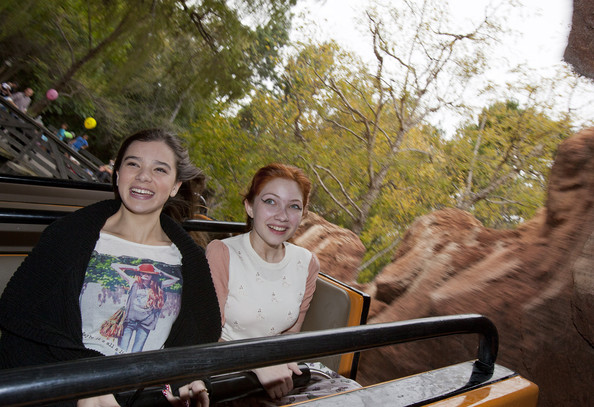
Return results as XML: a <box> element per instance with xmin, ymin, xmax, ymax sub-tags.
<box><xmin>253</xmin><ymin>362</ymin><xmax>302</xmax><ymax>400</ymax></box>
<box><xmin>77</xmin><ymin>394</ymin><xmax>120</xmax><ymax>407</ymax></box>
<box><xmin>163</xmin><ymin>380</ymin><xmax>209</xmax><ymax>407</ymax></box>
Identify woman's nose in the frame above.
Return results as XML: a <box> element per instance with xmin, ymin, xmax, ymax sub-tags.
<box><xmin>135</xmin><ymin>168</ymin><xmax>151</xmax><ymax>182</ymax></box>
<box><xmin>275</xmin><ymin>206</ymin><xmax>289</xmax><ymax>221</ymax></box>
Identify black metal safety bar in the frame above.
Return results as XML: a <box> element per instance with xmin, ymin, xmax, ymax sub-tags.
<box><xmin>0</xmin><ymin>173</ymin><xmax>113</xmax><ymax>191</ymax></box>
<box><xmin>0</xmin><ymin>207</ymin><xmax>247</xmax><ymax>233</ymax></box>
<box><xmin>0</xmin><ymin>314</ymin><xmax>498</xmax><ymax>406</ymax></box>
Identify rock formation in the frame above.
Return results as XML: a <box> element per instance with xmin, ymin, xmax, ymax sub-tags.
<box><xmin>292</xmin><ymin>211</ymin><xmax>365</xmax><ymax>282</ymax></box>
<box><xmin>348</xmin><ymin>128</ymin><xmax>594</xmax><ymax>406</ymax></box>
<box><xmin>565</xmin><ymin>0</ymin><xmax>594</xmax><ymax>79</ymax></box>
<box><xmin>295</xmin><ymin>128</ymin><xmax>594</xmax><ymax>406</ymax></box>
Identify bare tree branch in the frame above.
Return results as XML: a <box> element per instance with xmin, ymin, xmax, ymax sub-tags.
<box><xmin>300</xmin><ymin>158</ymin><xmax>358</xmax><ymax>221</ymax></box>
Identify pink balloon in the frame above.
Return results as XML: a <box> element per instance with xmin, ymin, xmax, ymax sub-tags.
<box><xmin>46</xmin><ymin>89</ymin><xmax>58</xmax><ymax>101</ymax></box>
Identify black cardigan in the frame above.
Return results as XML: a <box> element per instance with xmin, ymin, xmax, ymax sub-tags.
<box><xmin>0</xmin><ymin>199</ymin><xmax>221</xmax><ymax>368</ymax></box>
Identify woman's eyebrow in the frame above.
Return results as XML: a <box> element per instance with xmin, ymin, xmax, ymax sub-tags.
<box><xmin>123</xmin><ymin>156</ymin><xmax>172</xmax><ymax>170</ymax></box>
<box><xmin>153</xmin><ymin>160</ymin><xmax>172</xmax><ymax>169</ymax></box>
<box><xmin>262</xmin><ymin>193</ymin><xmax>302</xmax><ymax>203</ymax></box>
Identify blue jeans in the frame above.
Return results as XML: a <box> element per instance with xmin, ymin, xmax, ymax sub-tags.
<box><xmin>119</xmin><ymin>321</ymin><xmax>150</xmax><ymax>353</ymax></box>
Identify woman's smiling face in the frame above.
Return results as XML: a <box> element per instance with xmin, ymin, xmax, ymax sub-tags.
<box><xmin>245</xmin><ymin>177</ymin><xmax>305</xmax><ymax>255</ymax></box>
<box><xmin>116</xmin><ymin>140</ymin><xmax>181</xmax><ymax>217</ymax></box>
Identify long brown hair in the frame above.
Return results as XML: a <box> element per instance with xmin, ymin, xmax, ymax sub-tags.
<box><xmin>112</xmin><ymin>129</ymin><xmax>205</xmax><ymax>222</ymax></box>
<box><xmin>243</xmin><ymin>163</ymin><xmax>312</xmax><ymax>229</ymax></box>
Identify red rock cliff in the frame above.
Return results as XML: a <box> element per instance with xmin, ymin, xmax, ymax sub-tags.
<box><xmin>356</xmin><ymin>128</ymin><xmax>594</xmax><ymax>406</ymax></box>
<box><xmin>296</xmin><ymin>128</ymin><xmax>594</xmax><ymax>406</ymax></box>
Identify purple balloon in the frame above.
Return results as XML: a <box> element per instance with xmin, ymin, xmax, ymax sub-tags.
<box><xmin>46</xmin><ymin>89</ymin><xmax>58</xmax><ymax>101</ymax></box>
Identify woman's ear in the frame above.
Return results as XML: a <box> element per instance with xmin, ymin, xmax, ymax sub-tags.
<box><xmin>170</xmin><ymin>181</ymin><xmax>182</xmax><ymax>197</ymax></box>
<box><xmin>244</xmin><ymin>199</ymin><xmax>254</xmax><ymax>219</ymax></box>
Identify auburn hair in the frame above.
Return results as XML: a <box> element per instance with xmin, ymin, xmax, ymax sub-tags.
<box><xmin>243</xmin><ymin>163</ymin><xmax>311</xmax><ymax>228</ymax></box>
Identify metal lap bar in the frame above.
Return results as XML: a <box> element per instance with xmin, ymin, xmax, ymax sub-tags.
<box><xmin>0</xmin><ymin>314</ymin><xmax>498</xmax><ymax>406</ymax></box>
<box><xmin>0</xmin><ymin>207</ymin><xmax>247</xmax><ymax>233</ymax></box>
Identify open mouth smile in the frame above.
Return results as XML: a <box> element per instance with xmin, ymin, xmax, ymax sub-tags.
<box><xmin>268</xmin><ymin>224</ymin><xmax>288</xmax><ymax>232</ymax></box>
<box><xmin>130</xmin><ymin>187</ymin><xmax>155</xmax><ymax>198</ymax></box>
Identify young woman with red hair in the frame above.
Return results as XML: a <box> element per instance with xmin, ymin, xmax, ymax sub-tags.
<box><xmin>207</xmin><ymin>163</ymin><xmax>360</xmax><ymax>405</ymax></box>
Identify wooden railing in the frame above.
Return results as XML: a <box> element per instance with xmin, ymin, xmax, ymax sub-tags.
<box><xmin>0</xmin><ymin>98</ymin><xmax>107</xmax><ymax>182</ymax></box>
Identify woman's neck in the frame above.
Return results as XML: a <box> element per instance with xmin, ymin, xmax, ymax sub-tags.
<box><xmin>102</xmin><ymin>205</ymin><xmax>170</xmax><ymax>245</ymax></box>
<box><xmin>248</xmin><ymin>231</ymin><xmax>285</xmax><ymax>263</ymax></box>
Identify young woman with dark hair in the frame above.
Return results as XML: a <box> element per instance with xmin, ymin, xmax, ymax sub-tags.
<box><xmin>0</xmin><ymin>129</ymin><xmax>220</xmax><ymax>407</ymax></box>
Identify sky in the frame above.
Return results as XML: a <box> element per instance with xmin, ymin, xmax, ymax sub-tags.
<box><xmin>289</xmin><ymin>0</ymin><xmax>592</xmax><ymax>136</ymax></box>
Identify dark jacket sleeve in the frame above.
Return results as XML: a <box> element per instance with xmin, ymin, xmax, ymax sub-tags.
<box><xmin>0</xmin><ymin>200</ymin><xmax>120</xmax><ymax>369</ymax></box>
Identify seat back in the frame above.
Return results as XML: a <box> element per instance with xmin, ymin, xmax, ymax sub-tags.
<box><xmin>0</xmin><ymin>254</ymin><xmax>25</xmax><ymax>296</ymax></box>
<box><xmin>301</xmin><ymin>273</ymin><xmax>370</xmax><ymax>379</ymax></box>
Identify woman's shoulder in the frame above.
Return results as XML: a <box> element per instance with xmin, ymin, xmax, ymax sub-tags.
<box><xmin>159</xmin><ymin>216</ymin><xmax>205</xmax><ymax>257</ymax></box>
<box><xmin>64</xmin><ymin>199</ymin><xmax>119</xmax><ymax>221</ymax></box>
<box><xmin>44</xmin><ymin>199</ymin><xmax>118</xmax><ymax>235</ymax></box>
<box><xmin>206</xmin><ymin>238</ymin><xmax>227</xmax><ymax>249</ymax></box>
<box><xmin>285</xmin><ymin>242</ymin><xmax>314</xmax><ymax>261</ymax></box>
<box><xmin>285</xmin><ymin>241</ymin><xmax>312</xmax><ymax>254</ymax></box>
<box><xmin>211</xmin><ymin>233</ymin><xmax>245</xmax><ymax>250</ymax></box>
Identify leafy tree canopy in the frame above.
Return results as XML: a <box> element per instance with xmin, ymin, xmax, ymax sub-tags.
<box><xmin>0</xmin><ymin>0</ymin><xmax>296</xmax><ymax>160</ymax></box>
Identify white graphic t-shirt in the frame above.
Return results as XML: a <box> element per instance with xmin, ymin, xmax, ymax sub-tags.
<box><xmin>79</xmin><ymin>232</ymin><xmax>182</xmax><ymax>356</ymax></box>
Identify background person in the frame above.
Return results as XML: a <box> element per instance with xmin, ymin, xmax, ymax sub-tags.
<box><xmin>70</xmin><ymin>133</ymin><xmax>90</xmax><ymax>151</ymax></box>
<box><xmin>1</xmin><ymin>81</ymin><xmax>16</xmax><ymax>98</ymax></box>
<box><xmin>10</xmin><ymin>87</ymin><xmax>34</xmax><ymax>112</ymax></box>
<box><xmin>0</xmin><ymin>128</ymin><xmax>221</xmax><ymax>407</ymax></box>
<box><xmin>57</xmin><ymin>122</ymin><xmax>69</xmax><ymax>140</ymax></box>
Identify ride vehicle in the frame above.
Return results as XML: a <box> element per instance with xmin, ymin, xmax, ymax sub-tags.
<box><xmin>0</xmin><ymin>98</ymin><xmax>538</xmax><ymax>406</ymax></box>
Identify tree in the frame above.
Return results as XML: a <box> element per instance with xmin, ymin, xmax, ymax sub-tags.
<box><xmin>204</xmin><ymin>0</ymin><xmax>574</xmax><ymax>281</ymax></box>
<box><xmin>444</xmin><ymin>100</ymin><xmax>572</xmax><ymax>227</ymax></box>
<box><xmin>0</xmin><ymin>0</ymin><xmax>296</xmax><ymax>158</ymax></box>
<box><xmin>274</xmin><ymin>0</ymin><xmax>501</xmax><ymax>235</ymax></box>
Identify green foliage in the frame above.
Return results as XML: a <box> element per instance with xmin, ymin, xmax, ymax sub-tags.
<box><xmin>192</xmin><ymin>35</ymin><xmax>574</xmax><ymax>282</ymax></box>
<box><xmin>442</xmin><ymin>100</ymin><xmax>572</xmax><ymax>227</ymax></box>
<box><xmin>0</xmin><ymin>0</ymin><xmax>295</xmax><ymax>160</ymax></box>
<box><xmin>0</xmin><ymin>0</ymin><xmax>580</xmax><ymax>285</ymax></box>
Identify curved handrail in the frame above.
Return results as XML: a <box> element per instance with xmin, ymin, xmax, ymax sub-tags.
<box><xmin>0</xmin><ymin>314</ymin><xmax>498</xmax><ymax>406</ymax></box>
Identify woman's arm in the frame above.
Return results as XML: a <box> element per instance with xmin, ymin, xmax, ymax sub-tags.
<box><xmin>252</xmin><ymin>363</ymin><xmax>302</xmax><ymax>400</ymax></box>
<box><xmin>205</xmin><ymin>240</ymin><xmax>230</xmax><ymax>327</ymax></box>
<box><xmin>110</xmin><ymin>263</ymin><xmax>134</xmax><ymax>285</ymax></box>
<box><xmin>77</xmin><ymin>394</ymin><xmax>120</xmax><ymax>407</ymax></box>
<box><xmin>158</xmin><ymin>268</ymin><xmax>180</xmax><ymax>288</ymax></box>
<box><xmin>284</xmin><ymin>253</ymin><xmax>320</xmax><ymax>334</ymax></box>
<box><xmin>163</xmin><ymin>379</ymin><xmax>210</xmax><ymax>407</ymax></box>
